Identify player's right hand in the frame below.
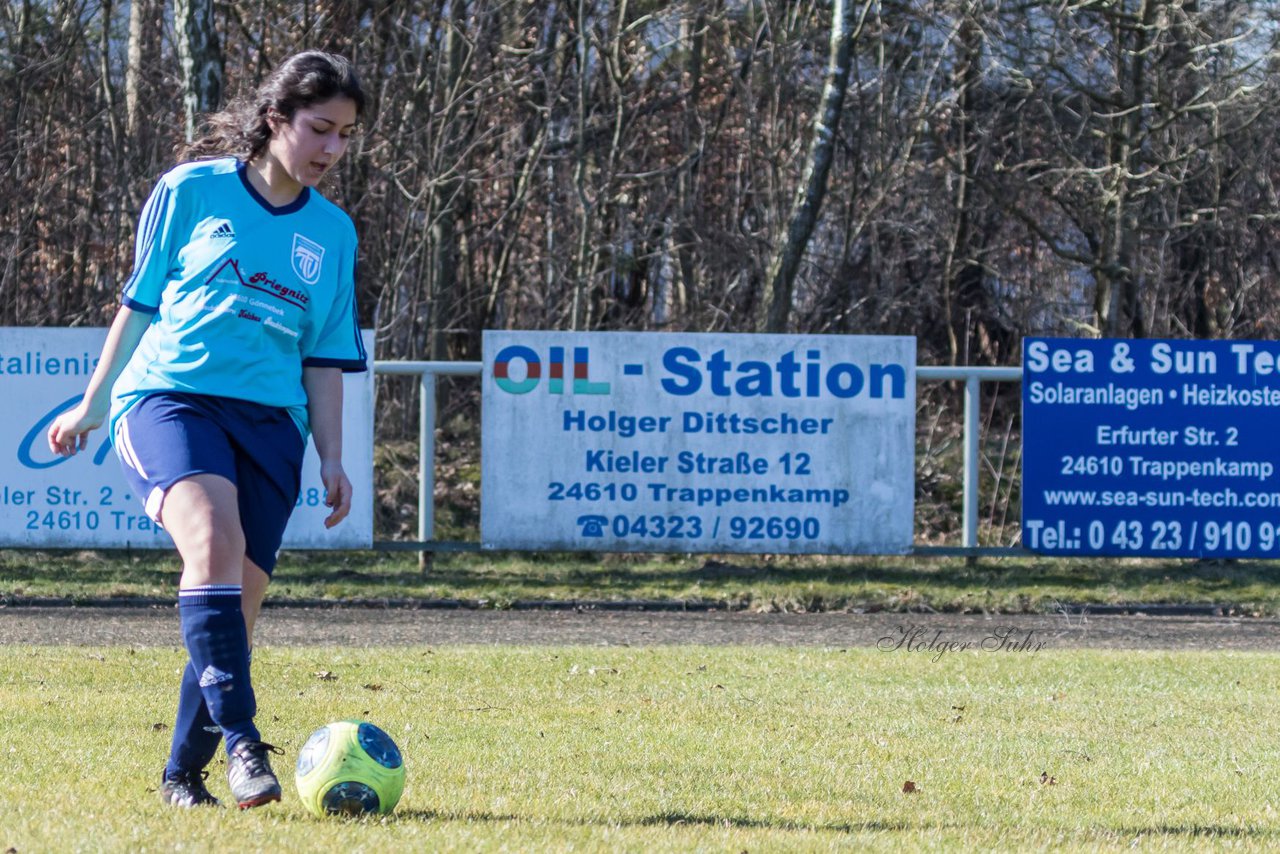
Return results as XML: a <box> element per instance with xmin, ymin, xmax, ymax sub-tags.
<box><xmin>47</xmin><ymin>406</ymin><xmax>104</xmax><ymax>457</ymax></box>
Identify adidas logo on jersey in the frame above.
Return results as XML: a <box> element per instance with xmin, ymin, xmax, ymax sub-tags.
<box><xmin>198</xmin><ymin>665</ymin><xmax>234</xmax><ymax>688</ymax></box>
<box><xmin>211</xmin><ymin>222</ymin><xmax>236</xmax><ymax>240</ymax></box>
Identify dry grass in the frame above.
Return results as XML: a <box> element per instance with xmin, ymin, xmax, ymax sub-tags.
<box><xmin>3</xmin><ymin>644</ymin><xmax>1280</xmax><ymax>851</ymax></box>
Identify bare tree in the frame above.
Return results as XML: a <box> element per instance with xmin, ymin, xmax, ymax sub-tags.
<box><xmin>5</xmin><ymin>0</ymin><xmax>1280</xmax><ymax>360</ymax></box>
<box><xmin>972</xmin><ymin>0</ymin><xmax>1280</xmax><ymax>338</ymax></box>
<box><xmin>756</xmin><ymin>0</ymin><xmax>861</xmax><ymax>333</ymax></box>
<box><xmin>174</xmin><ymin>0</ymin><xmax>223</xmax><ymax>141</ymax></box>
<box><xmin>125</xmin><ymin>0</ymin><xmax>160</xmax><ymax>138</ymax></box>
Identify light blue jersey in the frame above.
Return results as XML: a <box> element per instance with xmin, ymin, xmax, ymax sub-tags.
<box><xmin>111</xmin><ymin>158</ymin><xmax>366</xmax><ymax>439</ymax></box>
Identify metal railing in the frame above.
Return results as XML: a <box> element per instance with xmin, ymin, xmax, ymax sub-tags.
<box><xmin>915</xmin><ymin>366</ymin><xmax>1024</xmax><ymax>557</ymax></box>
<box><xmin>373</xmin><ymin>361</ymin><xmax>1025</xmax><ymax>557</ymax></box>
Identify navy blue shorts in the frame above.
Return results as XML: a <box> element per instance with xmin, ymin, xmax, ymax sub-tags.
<box><xmin>113</xmin><ymin>392</ymin><xmax>305</xmax><ymax>575</ymax></box>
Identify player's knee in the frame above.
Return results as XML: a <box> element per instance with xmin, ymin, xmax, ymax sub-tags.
<box><xmin>180</xmin><ymin>517</ymin><xmax>247</xmax><ymax>572</ymax></box>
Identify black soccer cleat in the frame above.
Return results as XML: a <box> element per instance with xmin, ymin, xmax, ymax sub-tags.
<box><xmin>227</xmin><ymin>741</ymin><xmax>284</xmax><ymax>809</ymax></box>
<box><xmin>160</xmin><ymin>769</ymin><xmax>221</xmax><ymax>807</ymax></box>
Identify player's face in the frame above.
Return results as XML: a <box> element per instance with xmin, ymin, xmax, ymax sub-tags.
<box><xmin>267</xmin><ymin>96</ymin><xmax>359</xmax><ymax>187</ymax></box>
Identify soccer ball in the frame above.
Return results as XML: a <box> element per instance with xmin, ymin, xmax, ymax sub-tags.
<box><xmin>295</xmin><ymin>720</ymin><xmax>405</xmax><ymax>817</ymax></box>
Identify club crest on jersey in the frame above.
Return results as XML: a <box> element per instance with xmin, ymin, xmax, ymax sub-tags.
<box><xmin>291</xmin><ymin>233</ymin><xmax>325</xmax><ymax>285</ymax></box>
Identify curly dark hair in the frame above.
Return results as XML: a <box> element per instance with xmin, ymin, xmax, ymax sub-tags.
<box><xmin>180</xmin><ymin>51</ymin><xmax>366</xmax><ymax>162</ymax></box>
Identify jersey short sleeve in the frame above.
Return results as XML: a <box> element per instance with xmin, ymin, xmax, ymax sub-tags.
<box><xmin>301</xmin><ymin>231</ymin><xmax>367</xmax><ymax>372</ymax></box>
<box><xmin>121</xmin><ymin>176</ymin><xmax>183</xmax><ymax>313</ymax></box>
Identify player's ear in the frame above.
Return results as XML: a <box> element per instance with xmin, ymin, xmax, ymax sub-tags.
<box><xmin>265</xmin><ymin>109</ymin><xmax>287</xmax><ymax>134</ymax></box>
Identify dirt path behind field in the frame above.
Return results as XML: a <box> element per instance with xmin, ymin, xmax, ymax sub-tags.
<box><xmin>1</xmin><ymin>605</ymin><xmax>1278</xmax><ymax>651</ymax></box>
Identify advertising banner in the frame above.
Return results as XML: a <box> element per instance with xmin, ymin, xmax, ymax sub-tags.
<box><xmin>0</xmin><ymin>328</ymin><xmax>374</xmax><ymax>548</ymax></box>
<box><xmin>481</xmin><ymin>331</ymin><xmax>916</xmax><ymax>553</ymax></box>
<box><xmin>1023</xmin><ymin>337</ymin><xmax>1280</xmax><ymax>557</ymax></box>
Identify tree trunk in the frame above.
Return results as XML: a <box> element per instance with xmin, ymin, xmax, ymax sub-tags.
<box><xmin>757</xmin><ymin>0</ymin><xmax>859</xmax><ymax>333</ymax></box>
<box><xmin>1100</xmin><ymin>0</ymin><xmax>1155</xmax><ymax>338</ymax></box>
<box><xmin>125</xmin><ymin>0</ymin><xmax>157</xmax><ymax>137</ymax></box>
<box><xmin>174</xmin><ymin>0</ymin><xmax>223</xmax><ymax>141</ymax></box>
<box><xmin>673</xmin><ymin>4</ymin><xmax>710</xmax><ymax>324</ymax></box>
<box><xmin>942</xmin><ymin>12</ymin><xmax>981</xmax><ymax>363</ymax></box>
<box><xmin>570</xmin><ymin>0</ymin><xmax>595</xmax><ymax>330</ymax></box>
<box><xmin>428</xmin><ymin>0</ymin><xmax>467</xmax><ymax>363</ymax></box>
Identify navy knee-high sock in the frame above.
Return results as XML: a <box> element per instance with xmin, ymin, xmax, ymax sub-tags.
<box><xmin>163</xmin><ymin>660</ymin><xmax>222</xmax><ymax>779</ymax></box>
<box><xmin>177</xmin><ymin>585</ymin><xmax>260</xmax><ymax>755</ymax></box>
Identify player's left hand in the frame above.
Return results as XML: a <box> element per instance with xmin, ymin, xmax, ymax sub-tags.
<box><xmin>319</xmin><ymin>460</ymin><xmax>352</xmax><ymax>528</ymax></box>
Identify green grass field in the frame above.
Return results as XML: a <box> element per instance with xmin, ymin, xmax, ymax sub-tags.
<box><xmin>4</xmin><ymin>549</ymin><xmax>1280</xmax><ymax>614</ymax></box>
<box><xmin>3</xmin><ymin>644</ymin><xmax>1280</xmax><ymax>851</ymax></box>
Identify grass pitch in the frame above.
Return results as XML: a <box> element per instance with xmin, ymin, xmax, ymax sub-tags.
<box><xmin>3</xmin><ymin>643</ymin><xmax>1280</xmax><ymax>851</ymax></box>
<box><xmin>4</xmin><ymin>549</ymin><xmax>1280</xmax><ymax>614</ymax></box>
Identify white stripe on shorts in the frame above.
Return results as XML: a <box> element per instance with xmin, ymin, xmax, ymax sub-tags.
<box><xmin>116</xmin><ymin>413</ymin><xmax>150</xmax><ymax>479</ymax></box>
<box><xmin>110</xmin><ymin>419</ymin><xmax>133</xmax><ymax>470</ymax></box>
<box><xmin>144</xmin><ymin>486</ymin><xmax>165</xmax><ymax>523</ymax></box>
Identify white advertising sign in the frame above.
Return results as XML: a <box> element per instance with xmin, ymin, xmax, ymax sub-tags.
<box><xmin>0</xmin><ymin>328</ymin><xmax>374</xmax><ymax>548</ymax></box>
<box><xmin>481</xmin><ymin>331</ymin><xmax>916</xmax><ymax>553</ymax></box>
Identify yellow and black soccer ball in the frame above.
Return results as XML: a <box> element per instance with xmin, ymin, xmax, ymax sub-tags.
<box><xmin>295</xmin><ymin>720</ymin><xmax>405</xmax><ymax>817</ymax></box>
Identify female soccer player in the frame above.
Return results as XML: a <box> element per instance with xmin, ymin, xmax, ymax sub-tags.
<box><xmin>47</xmin><ymin>51</ymin><xmax>368</xmax><ymax>809</ymax></box>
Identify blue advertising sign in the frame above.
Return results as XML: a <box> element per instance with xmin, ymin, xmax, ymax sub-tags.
<box><xmin>1022</xmin><ymin>337</ymin><xmax>1280</xmax><ymax>557</ymax></box>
